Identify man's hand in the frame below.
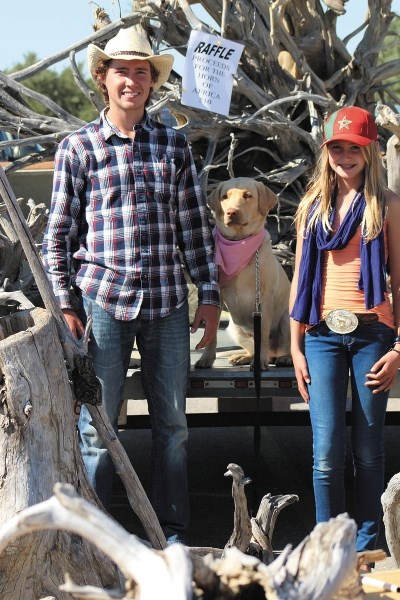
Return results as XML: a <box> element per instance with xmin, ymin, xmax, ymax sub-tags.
<box><xmin>62</xmin><ymin>308</ymin><xmax>85</xmax><ymax>339</ymax></box>
<box><xmin>190</xmin><ymin>304</ymin><xmax>220</xmax><ymax>350</ymax></box>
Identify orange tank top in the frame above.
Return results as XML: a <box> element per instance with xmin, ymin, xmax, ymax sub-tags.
<box><xmin>321</xmin><ymin>225</ymin><xmax>394</xmax><ymax>329</ymax></box>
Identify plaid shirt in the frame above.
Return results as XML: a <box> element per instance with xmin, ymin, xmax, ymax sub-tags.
<box><xmin>42</xmin><ymin>111</ymin><xmax>220</xmax><ymax>320</ymax></box>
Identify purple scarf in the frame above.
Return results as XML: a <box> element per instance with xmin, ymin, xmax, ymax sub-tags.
<box><xmin>290</xmin><ymin>191</ymin><xmax>386</xmax><ymax>325</ymax></box>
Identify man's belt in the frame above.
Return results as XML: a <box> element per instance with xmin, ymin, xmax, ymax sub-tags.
<box><xmin>325</xmin><ymin>309</ymin><xmax>378</xmax><ymax>334</ymax></box>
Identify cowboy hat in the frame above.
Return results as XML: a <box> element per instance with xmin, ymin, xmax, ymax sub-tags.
<box><xmin>88</xmin><ymin>27</ymin><xmax>174</xmax><ymax>91</ymax></box>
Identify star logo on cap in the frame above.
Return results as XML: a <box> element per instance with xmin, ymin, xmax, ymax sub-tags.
<box><xmin>338</xmin><ymin>116</ymin><xmax>352</xmax><ymax>130</ymax></box>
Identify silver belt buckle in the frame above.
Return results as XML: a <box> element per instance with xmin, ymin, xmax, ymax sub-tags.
<box><xmin>325</xmin><ymin>309</ymin><xmax>359</xmax><ymax>334</ymax></box>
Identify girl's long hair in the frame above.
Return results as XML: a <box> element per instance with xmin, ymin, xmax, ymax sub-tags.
<box><xmin>295</xmin><ymin>142</ymin><xmax>387</xmax><ymax>242</ymax></box>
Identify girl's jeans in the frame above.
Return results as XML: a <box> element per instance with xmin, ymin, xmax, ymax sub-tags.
<box><xmin>78</xmin><ymin>295</ymin><xmax>190</xmax><ymax>540</ymax></box>
<box><xmin>305</xmin><ymin>320</ymin><xmax>393</xmax><ymax>551</ymax></box>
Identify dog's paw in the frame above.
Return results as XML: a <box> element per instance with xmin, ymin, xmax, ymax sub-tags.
<box><xmin>274</xmin><ymin>354</ymin><xmax>293</xmax><ymax>367</ymax></box>
<box><xmin>229</xmin><ymin>353</ymin><xmax>252</xmax><ymax>366</ymax></box>
<box><xmin>194</xmin><ymin>353</ymin><xmax>216</xmax><ymax>369</ymax></box>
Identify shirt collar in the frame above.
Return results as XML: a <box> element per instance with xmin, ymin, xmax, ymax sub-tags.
<box><xmin>99</xmin><ymin>109</ymin><xmax>154</xmax><ymax>140</ymax></box>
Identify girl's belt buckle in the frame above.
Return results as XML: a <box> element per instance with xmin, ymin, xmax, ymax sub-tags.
<box><xmin>325</xmin><ymin>309</ymin><xmax>359</xmax><ymax>334</ymax></box>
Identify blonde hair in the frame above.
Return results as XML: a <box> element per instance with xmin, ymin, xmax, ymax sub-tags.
<box><xmin>295</xmin><ymin>142</ymin><xmax>387</xmax><ymax>242</ymax></box>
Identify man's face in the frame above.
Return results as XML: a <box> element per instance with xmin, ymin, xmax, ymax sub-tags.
<box><xmin>103</xmin><ymin>58</ymin><xmax>154</xmax><ymax>113</ymax></box>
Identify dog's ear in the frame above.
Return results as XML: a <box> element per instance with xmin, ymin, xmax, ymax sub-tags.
<box><xmin>208</xmin><ymin>183</ymin><xmax>224</xmax><ymax>214</ymax></box>
<box><xmin>257</xmin><ymin>182</ymin><xmax>278</xmax><ymax>216</ymax></box>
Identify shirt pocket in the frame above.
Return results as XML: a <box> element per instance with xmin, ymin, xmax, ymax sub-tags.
<box><xmin>152</xmin><ymin>155</ymin><xmax>177</xmax><ymax>195</ymax></box>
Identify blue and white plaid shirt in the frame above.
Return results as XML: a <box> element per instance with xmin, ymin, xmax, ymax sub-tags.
<box><xmin>42</xmin><ymin>110</ymin><xmax>220</xmax><ymax>320</ymax></box>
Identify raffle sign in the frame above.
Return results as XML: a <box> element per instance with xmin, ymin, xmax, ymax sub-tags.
<box><xmin>181</xmin><ymin>31</ymin><xmax>244</xmax><ymax>116</ymax></box>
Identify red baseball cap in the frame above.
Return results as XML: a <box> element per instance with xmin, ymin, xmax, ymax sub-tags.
<box><xmin>321</xmin><ymin>106</ymin><xmax>378</xmax><ymax>147</ymax></box>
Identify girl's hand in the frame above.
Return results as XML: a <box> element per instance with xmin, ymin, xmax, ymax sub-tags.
<box><xmin>365</xmin><ymin>350</ymin><xmax>400</xmax><ymax>393</ymax></box>
<box><xmin>291</xmin><ymin>349</ymin><xmax>311</xmax><ymax>403</ymax></box>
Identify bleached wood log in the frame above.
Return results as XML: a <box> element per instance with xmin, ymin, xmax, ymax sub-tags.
<box><xmin>0</xmin><ymin>308</ymin><xmax>119</xmax><ymax>599</ymax></box>
<box><xmin>0</xmin><ymin>483</ymin><xmax>369</xmax><ymax>600</ymax></box>
<box><xmin>376</xmin><ymin>103</ymin><xmax>400</xmax><ymax>195</ymax></box>
<box><xmin>266</xmin><ymin>514</ymin><xmax>361</xmax><ymax>600</ymax></box>
<box><xmin>381</xmin><ymin>472</ymin><xmax>400</xmax><ymax>567</ymax></box>
<box><xmin>386</xmin><ymin>135</ymin><xmax>400</xmax><ymax>196</ymax></box>
<box><xmin>0</xmin><ymin>483</ymin><xmax>192</xmax><ymax>600</ymax></box>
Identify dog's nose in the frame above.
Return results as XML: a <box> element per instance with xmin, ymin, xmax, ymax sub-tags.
<box><xmin>226</xmin><ymin>208</ymin><xmax>238</xmax><ymax>218</ymax></box>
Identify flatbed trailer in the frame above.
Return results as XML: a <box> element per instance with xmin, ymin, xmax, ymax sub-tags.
<box><xmin>120</xmin><ymin>327</ymin><xmax>400</xmax><ymax>428</ymax></box>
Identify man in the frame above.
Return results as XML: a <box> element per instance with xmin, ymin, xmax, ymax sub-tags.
<box><xmin>42</xmin><ymin>26</ymin><xmax>220</xmax><ymax>545</ymax></box>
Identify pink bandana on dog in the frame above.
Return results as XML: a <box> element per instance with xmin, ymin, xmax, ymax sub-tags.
<box><xmin>213</xmin><ymin>227</ymin><xmax>266</xmax><ymax>287</ymax></box>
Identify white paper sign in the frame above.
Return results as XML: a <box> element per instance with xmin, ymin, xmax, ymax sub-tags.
<box><xmin>181</xmin><ymin>31</ymin><xmax>244</xmax><ymax>116</ymax></box>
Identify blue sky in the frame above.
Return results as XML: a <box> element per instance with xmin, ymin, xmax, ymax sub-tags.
<box><xmin>1</xmin><ymin>0</ymin><xmax>399</xmax><ymax>74</ymax></box>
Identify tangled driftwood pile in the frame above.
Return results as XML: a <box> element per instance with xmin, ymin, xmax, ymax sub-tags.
<box><xmin>1</xmin><ymin>0</ymin><xmax>400</xmax><ymax>276</ymax></box>
<box><xmin>0</xmin><ymin>467</ymin><xmax>385</xmax><ymax>600</ymax></box>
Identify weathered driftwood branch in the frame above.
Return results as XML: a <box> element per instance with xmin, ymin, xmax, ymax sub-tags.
<box><xmin>0</xmin><ymin>196</ymin><xmax>47</xmax><ymax>295</ymax></box>
<box><xmin>381</xmin><ymin>472</ymin><xmax>400</xmax><ymax>567</ymax></box>
<box><xmin>222</xmin><ymin>463</ymin><xmax>253</xmax><ymax>554</ymax></box>
<box><xmin>250</xmin><ymin>492</ymin><xmax>299</xmax><ymax>565</ymax></box>
<box><xmin>376</xmin><ymin>103</ymin><xmax>400</xmax><ymax>195</ymax></box>
<box><xmin>0</xmin><ymin>481</ymin><xmax>371</xmax><ymax>600</ymax></box>
<box><xmin>0</xmin><ymin>483</ymin><xmax>192</xmax><ymax>600</ymax></box>
<box><xmin>85</xmin><ymin>402</ymin><xmax>166</xmax><ymax>550</ymax></box>
<box><xmin>185</xmin><ymin>456</ymin><xmax>299</xmax><ymax>562</ymax></box>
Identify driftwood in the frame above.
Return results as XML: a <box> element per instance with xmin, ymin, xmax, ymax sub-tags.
<box><xmin>0</xmin><ymin>477</ymin><xmax>373</xmax><ymax>600</ymax></box>
<box><xmin>0</xmin><ymin>192</ymin><xmax>47</xmax><ymax>302</ymax></box>
<box><xmin>0</xmin><ymin>307</ymin><xmax>119</xmax><ymax>598</ymax></box>
<box><xmin>381</xmin><ymin>472</ymin><xmax>400</xmax><ymax>567</ymax></box>
<box><xmin>376</xmin><ymin>103</ymin><xmax>400</xmax><ymax>196</ymax></box>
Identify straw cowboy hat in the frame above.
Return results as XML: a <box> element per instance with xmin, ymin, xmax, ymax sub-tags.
<box><xmin>88</xmin><ymin>27</ymin><xmax>174</xmax><ymax>91</ymax></box>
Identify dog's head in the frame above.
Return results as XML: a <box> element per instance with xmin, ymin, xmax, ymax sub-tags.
<box><xmin>208</xmin><ymin>177</ymin><xmax>277</xmax><ymax>240</ymax></box>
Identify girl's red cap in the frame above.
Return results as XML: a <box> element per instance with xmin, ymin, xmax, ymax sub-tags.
<box><xmin>321</xmin><ymin>106</ymin><xmax>378</xmax><ymax>147</ymax></box>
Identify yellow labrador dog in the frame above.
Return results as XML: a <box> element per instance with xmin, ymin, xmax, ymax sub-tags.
<box><xmin>196</xmin><ymin>177</ymin><xmax>292</xmax><ymax>370</ymax></box>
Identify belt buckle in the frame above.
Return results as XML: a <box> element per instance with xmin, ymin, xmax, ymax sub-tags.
<box><xmin>325</xmin><ymin>309</ymin><xmax>359</xmax><ymax>334</ymax></box>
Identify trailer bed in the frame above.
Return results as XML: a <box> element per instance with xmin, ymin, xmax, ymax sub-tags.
<box><xmin>120</xmin><ymin>326</ymin><xmax>400</xmax><ymax>428</ymax></box>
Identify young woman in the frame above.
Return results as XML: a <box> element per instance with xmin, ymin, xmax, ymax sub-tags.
<box><xmin>289</xmin><ymin>106</ymin><xmax>400</xmax><ymax>571</ymax></box>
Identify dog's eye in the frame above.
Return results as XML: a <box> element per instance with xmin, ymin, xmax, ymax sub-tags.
<box><xmin>243</xmin><ymin>192</ymin><xmax>252</xmax><ymax>199</ymax></box>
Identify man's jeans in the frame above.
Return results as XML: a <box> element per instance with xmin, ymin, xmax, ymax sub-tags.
<box><xmin>305</xmin><ymin>320</ymin><xmax>393</xmax><ymax>552</ymax></box>
<box><xmin>78</xmin><ymin>295</ymin><xmax>190</xmax><ymax>539</ymax></box>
